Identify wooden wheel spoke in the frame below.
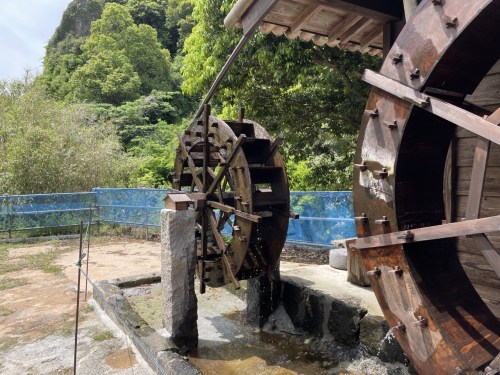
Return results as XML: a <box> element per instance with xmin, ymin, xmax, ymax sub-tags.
<box><xmin>363</xmin><ymin>70</ymin><xmax>500</xmax><ymax>146</ymax></box>
<box><xmin>465</xmin><ymin>109</ymin><xmax>500</xmax><ymax>220</ymax></box>
<box><xmin>354</xmin><ymin>215</ymin><xmax>500</xmax><ymax>250</ymax></box>
<box><xmin>468</xmin><ymin>234</ymin><xmax>500</xmax><ymax>278</ymax></box>
<box><xmin>207</xmin><ymin>134</ymin><xmax>246</xmax><ymax>196</ymax></box>
<box><xmin>177</xmin><ymin>134</ymin><xmax>203</xmax><ymax>191</ymax></box>
<box><xmin>206</xmin><ymin>208</ymin><xmax>240</xmax><ymax>289</ymax></box>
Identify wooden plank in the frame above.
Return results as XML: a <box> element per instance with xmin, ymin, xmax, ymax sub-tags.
<box><xmin>473</xmin><ymin>283</ymin><xmax>500</xmax><ymax>316</ymax></box>
<box><xmin>465</xmin><ymin>137</ymin><xmax>490</xmax><ymax>220</ymax></box>
<box><xmin>458</xmin><ymin>251</ymin><xmax>500</xmax><ymax>289</ymax></box>
<box><xmin>287</xmin><ymin>3</ymin><xmax>321</xmax><ymax>37</ymax></box>
<box><xmin>292</xmin><ymin>0</ymin><xmax>403</xmax><ymax>22</ymax></box>
<box><xmin>456</xmin><ymin>166</ymin><xmax>500</xmax><ymax>198</ymax></box>
<box><xmin>363</xmin><ymin>70</ymin><xmax>500</xmax><ymax>146</ymax></box>
<box><xmin>326</xmin><ymin>13</ymin><xmax>362</xmax><ymax>42</ymax></box>
<box><xmin>468</xmin><ymin>234</ymin><xmax>500</xmax><ymax>278</ymax></box>
<box><xmin>207</xmin><ymin>200</ymin><xmax>262</xmax><ymax>223</ymax></box>
<box><xmin>455</xmin><ymin>138</ymin><xmax>500</xmax><ymax>167</ymax></box>
<box><xmin>355</xmin><ymin>215</ymin><xmax>500</xmax><ymax>250</ymax></box>
<box><xmin>360</xmin><ymin>26</ymin><xmax>382</xmax><ymax>52</ymax></box>
<box><xmin>177</xmin><ymin>135</ymin><xmax>203</xmax><ymax>191</ymax></box>
<box><xmin>206</xmin><ymin>208</ymin><xmax>241</xmax><ymax>289</ymax></box>
<box><xmin>338</xmin><ymin>17</ymin><xmax>370</xmax><ymax>44</ymax></box>
<box><xmin>242</xmin><ymin>0</ymin><xmax>281</xmax><ymax>35</ymax></box>
<box><xmin>207</xmin><ymin>135</ymin><xmax>246</xmax><ymax>196</ymax></box>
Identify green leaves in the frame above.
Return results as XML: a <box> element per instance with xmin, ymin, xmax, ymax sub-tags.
<box><xmin>70</xmin><ymin>50</ymin><xmax>141</xmax><ymax>104</ymax></box>
<box><xmin>0</xmin><ymin>76</ymin><xmax>133</xmax><ymax>194</ymax></box>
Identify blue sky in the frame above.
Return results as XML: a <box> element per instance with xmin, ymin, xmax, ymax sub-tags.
<box><xmin>0</xmin><ymin>0</ymin><xmax>72</xmax><ymax>80</ymax></box>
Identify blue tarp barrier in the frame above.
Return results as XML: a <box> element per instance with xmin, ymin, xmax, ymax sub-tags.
<box><xmin>0</xmin><ymin>189</ymin><xmax>355</xmax><ymax>246</ymax></box>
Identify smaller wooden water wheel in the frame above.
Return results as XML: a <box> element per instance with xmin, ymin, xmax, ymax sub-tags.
<box><xmin>171</xmin><ymin>106</ymin><xmax>291</xmax><ymax>292</ymax></box>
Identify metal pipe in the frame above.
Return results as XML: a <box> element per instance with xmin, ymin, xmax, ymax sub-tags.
<box><xmin>84</xmin><ymin>208</ymin><xmax>91</xmax><ymax>301</ymax></box>
<box><xmin>73</xmin><ymin>222</ymin><xmax>84</xmax><ymax>375</ymax></box>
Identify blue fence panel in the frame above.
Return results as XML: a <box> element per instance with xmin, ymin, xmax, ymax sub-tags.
<box><xmin>287</xmin><ymin>191</ymin><xmax>355</xmax><ymax>246</ymax></box>
<box><xmin>1</xmin><ymin>189</ymin><xmax>356</xmax><ymax>245</ymax></box>
<box><xmin>93</xmin><ymin>188</ymin><xmax>172</xmax><ymax>228</ymax></box>
<box><xmin>0</xmin><ymin>193</ymin><xmax>97</xmax><ymax>233</ymax></box>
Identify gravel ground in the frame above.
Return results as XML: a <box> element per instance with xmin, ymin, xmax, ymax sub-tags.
<box><xmin>280</xmin><ymin>245</ymin><xmax>330</xmax><ymax>265</ymax></box>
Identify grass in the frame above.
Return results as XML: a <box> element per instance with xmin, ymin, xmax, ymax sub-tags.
<box><xmin>0</xmin><ymin>244</ymin><xmax>9</xmax><ymax>260</ymax></box>
<box><xmin>84</xmin><ymin>303</ymin><xmax>95</xmax><ymax>313</ymax></box>
<box><xmin>58</xmin><ymin>320</ymin><xmax>76</xmax><ymax>337</ymax></box>
<box><xmin>93</xmin><ymin>330</ymin><xmax>114</xmax><ymax>342</ymax></box>
<box><xmin>0</xmin><ymin>244</ymin><xmax>65</xmax><ymax>275</ymax></box>
<box><xmin>0</xmin><ymin>306</ymin><xmax>13</xmax><ymax>317</ymax></box>
<box><xmin>0</xmin><ymin>277</ymin><xmax>29</xmax><ymax>291</ymax></box>
<box><xmin>0</xmin><ymin>337</ymin><xmax>18</xmax><ymax>351</ymax></box>
<box><xmin>0</xmin><ymin>261</ymin><xmax>25</xmax><ymax>275</ymax></box>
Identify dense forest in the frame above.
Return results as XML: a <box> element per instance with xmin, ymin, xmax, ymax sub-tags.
<box><xmin>0</xmin><ymin>0</ymin><xmax>380</xmax><ymax>195</ymax></box>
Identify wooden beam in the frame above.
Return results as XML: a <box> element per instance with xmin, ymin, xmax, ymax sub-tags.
<box><xmin>465</xmin><ymin>136</ymin><xmax>490</xmax><ymax>220</ymax></box>
<box><xmin>338</xmin><ymin>17</ymin><xmax>371</xmax><ymax>44</ymax></box>
<box><xmin>360</xmin><ymin>27</ymin><xmax>382</xmax><ymax>52</ymax></box>
<box><xmin>463</xmin><ymin>109</ymin><xmax>500</xmax><ymax>278</ymax></box>
<box><xmin>293</xmin><ymin>0</ymin><xmax>403</xmax><ymax>22</ymax></box>
<box><xmin>242</xmin><ymin>0</ymin><xmax>280</xmax><ymax>35</ymax></box>
<box><xmin>206</xmin><ymin>208</ymin><xmax>242</xmax><ymax>289</ymax></box>
<box><xmin>207</xmin><ymin>200</ymin><xmax>263</xmax><ymax>223</ymax></box>
<box><xmin>287</xmin><ymin>3</ymin><xmax>322</xmax><ymax>38</ymax></box>
<box><xmin>354</xmin><ymin>215</ymin><xmax>500</xmax><ymax>250</ymax></box>
<box><xmin>470</xmin><ymin>234</ymin><xmax>500</xmax><ymax>278</ymax></box>
<box><xmin>327</xmin><ymin>14</ymin><xmax>363</xmax><ymax>42</ymax></box>
<box><xmin>363</xmin><ymin>70</ymin><xmax>500</xmax><ymax>146</ymax></box>
<box><xmin>261</xmin><ymin>136</ymin><xmax>284</xmax><ymax>166</ymax></box>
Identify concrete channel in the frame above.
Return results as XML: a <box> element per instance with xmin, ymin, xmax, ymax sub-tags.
<box><xmin>93</xmin><ymin>262</ymin><xmax>411</xmax><ymax>374</ymax></box>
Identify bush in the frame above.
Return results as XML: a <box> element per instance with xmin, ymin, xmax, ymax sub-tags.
<box><xmin>0</xmin><ymin>74</ymin><xmax>135</xmax><ymax>194</ymax></box>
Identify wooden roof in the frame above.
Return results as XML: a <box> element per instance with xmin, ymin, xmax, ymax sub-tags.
<box><xmin>225</xmin><ymin>0</ymin><xmax>404</xmax><ymax>57</ymax></box>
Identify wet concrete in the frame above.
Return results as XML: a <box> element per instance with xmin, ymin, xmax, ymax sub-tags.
<box><xmin>122</xmin><ymin>270</ymin><xmax>411</xmax><ymax>375</ymax></box>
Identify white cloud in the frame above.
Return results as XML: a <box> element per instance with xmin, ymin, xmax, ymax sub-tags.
<box><xmin>0</xmin><ymin>0</ymin><xmax>72</xmax><ymax>80</ymax></box>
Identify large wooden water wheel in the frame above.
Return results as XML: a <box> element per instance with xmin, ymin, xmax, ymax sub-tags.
<box><xmin>171</xmin><ymin>106</ymin><xmax>290</xmax><ymax>292</ymax></box>
<box><xmin>353</xmin><ymin>1</ymin><xmax>500</xmax><ymax>373</ymax></box>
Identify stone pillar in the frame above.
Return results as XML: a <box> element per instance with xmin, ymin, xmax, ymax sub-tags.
<box><xmin>161</xmin><ymin>208</ymin><xmax>198</xmax><ymax>351</ymax></box>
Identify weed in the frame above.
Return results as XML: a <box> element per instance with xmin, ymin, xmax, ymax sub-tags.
<box><xmin>0</xmin><ymin>244</ymin><xmax>9</xmax><ymax>260</ymax></box>
<box><xmin>93</xmin><ymin>330</ymin><xmax>114</xmax><ymax>342</ymax></box>
<box><xmin>0</xmin><ymin>261</ymin><xmax>25</xmax><ymax>275</ymax></box>
<box><xmin>58</xmin><ymin>320</ymin><xmax>76</xmax><ymax>337</ymax></box>
<box><xmin>0</xmin><ymin>306</ymin><xmax>13</xmax><ymax>316</ymax></box>
<box><xmin>0</xmin><ymin>277</ymin><xmax>29</xmax><ymax>291</ymax></box>
<box><xmin>43</xmin><ymin>264</ymin><xmax>62</xmax><ymax>273</ymax></box>
<box><xmin>25</xmin><ymin>251</ymin><xmax>58</xmax><ymax>270</ymax></box>
<box><xmin>0</xmin><ymin>337</ymin><xmax>17</xmax><ymax>351</ymax></box>
<box><xmin>84</xmin><ymin>303</ymin><xmax>95</xmax><ymax>313</ymax></box>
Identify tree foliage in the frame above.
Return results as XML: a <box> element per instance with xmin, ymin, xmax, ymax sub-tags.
<box><xmin>0</xmin><ymin>75</ymin><xmax>133</xmax><ymax>194</ymax></box>
<box><xmin>68</xmin><ymin>3</ymin><xmax>172</xmax><ymax>104</ymax></box>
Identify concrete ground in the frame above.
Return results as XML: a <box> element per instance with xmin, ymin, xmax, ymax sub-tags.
<box><xmin>0</xmin><ymin>237</ymin><xmax>408</xmax><ymax>375</ymax></box>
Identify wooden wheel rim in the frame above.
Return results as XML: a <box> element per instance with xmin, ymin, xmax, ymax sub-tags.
<box><xmin>353</xmin><ymin>1</ymin><xmax>500</xmax><ymax>373</ymax></box>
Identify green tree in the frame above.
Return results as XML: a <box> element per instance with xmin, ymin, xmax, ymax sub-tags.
<box><xmin>164</xmin><ymin>0</ymin><xmax>195</xmax><ymax>55</ymax></box>
<box><xmin>68</xmin><ymin>3</ymin><xmax>172</xmax><ymax>104</ymax></box>
<box><xmin>0</xmin><ymin>75</ymin><xmax>134</xmax><ymax>194</ymax></box>
<box><xmin>126</xmin><ymin>0</ymin><xmax>170</xmax><ymax>48</ymax></box>
<box><xmin>70</xmin><ymin>49</ymin><xmax>141</xmax><ymax>104</ymax></box>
